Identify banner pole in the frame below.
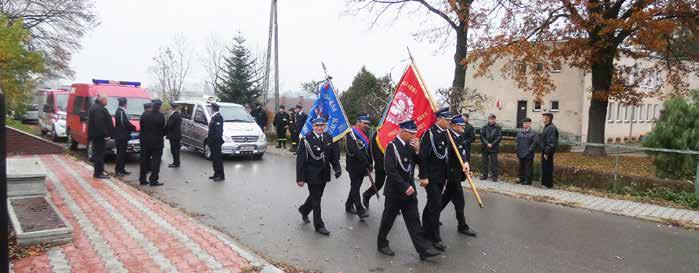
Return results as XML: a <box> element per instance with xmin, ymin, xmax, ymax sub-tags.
<box><xmin>446</xmin><ymin>131</ymin><xmax>484</xmax><ymax>208</ymax></box>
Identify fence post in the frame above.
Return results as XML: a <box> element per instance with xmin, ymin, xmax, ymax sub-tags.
<box><xmin>614</xmin><ymin>145</ymin><xmax>620</xmax><ymax>193</ymax></box>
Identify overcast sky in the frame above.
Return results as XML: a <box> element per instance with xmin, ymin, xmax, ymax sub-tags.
<box><xmin>67</xmin><ymin>0</ymin><xmax>454</xmax><ymax>97</ymax></box>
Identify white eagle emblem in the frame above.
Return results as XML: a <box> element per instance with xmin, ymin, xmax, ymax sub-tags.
<box><xmin>386</xmin><ymin>92</ymin><xmax>414</xmax><ymax>125</ymax></box>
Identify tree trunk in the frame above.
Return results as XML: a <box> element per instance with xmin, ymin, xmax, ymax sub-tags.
<box><xmin>583</xmin><ymin>49</ymin><xmax>615</xmax><ymax>156</ymax></box>
<box><xmin>452</xmin><ymin>21</ymin><xmax>468</xmax><ymax>90</ymax></box>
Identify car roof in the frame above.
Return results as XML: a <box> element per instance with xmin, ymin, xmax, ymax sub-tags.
<box><xmin>174</xmin><ymin>100</ymin><xmax>243</xmax><ymax>107</ymax></box>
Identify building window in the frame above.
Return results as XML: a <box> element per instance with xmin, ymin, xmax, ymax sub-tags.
<box><xmin>536</xmin><ymin>63</ymin><xmax>544</xmax><ymax>72</ymax></box>
<box><xmin>646</xmin><ymin>104</ymin><xmax>652</xmax><ymax>121</ymax></box>
<box><xmin>533</xmin><ymin>100</ymin><xmax>542</xmax><ymax>112</ymax></box>
<box><xmin>623</xmin><ymin>105</ymin><xmax>630</xmax><ymax>122</ymax></box>
<box><xmin>638</xmin><ymin>105</ymin><xmax>645</xmax><ymax>122</ymax></box>
<box><xmin>550</xmin><ymin>100</ymin><xmax>559</xmax><ymax>112</ymax></box>
<box><xmin>607</xmin><ymin>103</ymin><xmax>615</xmax><ymax>122</ymax></box>
<box><xmin>552</xmin><ymin>61</ymin><xmax>562</xmax><ymax>73</ymax></box>
<box><xmin>653</xmin><ymin>104</ymin><xmax>658</xmax><ymax>120</ymax></box>
<box><xmin>518</xmin><ymin>62</ymin><xmax>527</xmax><ymax>74</ymax></box>
<box><xmin>616</xmin><ymin>103</ymin><xmax>622</xmax><ymax>122</ymax></box>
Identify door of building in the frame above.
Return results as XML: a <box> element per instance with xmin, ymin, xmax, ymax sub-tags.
<box><xmin>516</xmin><ymin>100</ymin><xmax>527</xmax><ymax>128</ymax></box>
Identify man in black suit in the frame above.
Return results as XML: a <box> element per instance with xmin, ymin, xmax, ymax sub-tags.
<box><xmin>288</xmin><ymin>107</ymin><xmax>298</xmax><ymax>152</ymax></box>
<box><xmin>362</xmin><ymin>130</ymin><xmax>385</xmax><ymax>209</ymax></box>
<box><xmin>344</xmin><ymin>114</ymin><xmax>373</xmax><ymax>219</ymax></box>
<box><xmin>418</xmin><ymin>107</ymin><xmax>453</xmax><ymax>252</ymax></box>
<box><xmin>208</xmin><ymin>103</ymin><xmax>225</xmax><ymax>181</ymax></box>
<box><xmin>138</xmin><ymin>99</ymin><xmax>166</xmax><ymax>186</ymax></box>
<box><xmin>462</xmin><ymin>113</ymin><xmax>476</xmax><ymax>162</ymax></box>
<box><xmin>113</xmin><ymin>97</ymin><xmax>136</xmax><ymax>177</ymax></box>
<box><xmin>296</xmin><ymin>116</ymin><xmax>341</xmax><ymax>236</ymax></box>
<box><xmin>541</xmin><ymin>113</ymin><xmax>559</xmax><ymax>189</ymax></box>
<box><xmin>291</xmin><ymin>105</ymin><xmax>308</xmax><ymax>153</ymax></box>
<box><xmin>252</xmin><ymin>104</ymin><xmax>268</xmax><ymax>131</ymax></box>
<box><xmin>480</xmin><ymin>113</ymin><xmax>502</xmax><ymax>182</ymax></box>
<box><xmin>377</xmin><ymin>120</ymin><xmax>441</xmax><ymax>260</ymax></box>
<box><xmin>440</xmin><ymin>115</ymin><xmax>477</xmax><ymax>237</ymax></box>
<box><xmin>273</xmin><ymin>105</ymin><xmax>290</xmax><ymax>148</ymax></box>
<box><xmin>87</xmin><ymin>94</ymin><xmax>114</xmax><ymax>179</ymax></box>
<box><xmin>516</xmin><ymin>117</ymin><xmax>539</xmax><ymax>185</ymax></box>
<box><xmin>165</xmin><ymin>103</ymin><xmax>182</xmax><ymax>168</ymax></box>
<box><xmin>139</xmin><ymin>102</ymin><xmax>152</xmax><ymax>173</ymax></box>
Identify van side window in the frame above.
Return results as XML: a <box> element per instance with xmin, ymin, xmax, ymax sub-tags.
<box><xmin>181</xmin><ymin>104</ymin><xmax>194</xmax><ymax>120</ymax></box>
<box><xmin>193</xmin><ymin>107</ymin><xmax>207</xmax><ymax>125</ymax></box>
<box><xmin>46</xmin><ymin>94</ymin><xmax>54</xmax><ymax>105</ymax></box>
<box><xmin>73</xmin><ymin>96</ymin><xmax>84</xmax><ymax>114</ymax></box>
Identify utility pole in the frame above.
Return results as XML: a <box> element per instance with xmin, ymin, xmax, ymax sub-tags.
<box><xmin>262</xmin><ymin>0</ymin><xmax>280</xmax><ymax>111</ymax></box>
<box><xmin>273</xmin><ymin>0</ymin><xmax>280</xmax><ymax>112</ymax></box>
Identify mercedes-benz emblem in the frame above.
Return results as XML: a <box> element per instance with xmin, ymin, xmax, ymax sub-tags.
<box><xmin>243</xmin><ymin>137</ymin><xmax>248</xmax><ymax>142</ymax></box>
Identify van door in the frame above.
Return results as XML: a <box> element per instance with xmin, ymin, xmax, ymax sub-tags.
<box><xmin>179</xmin><ymin>103</ymin><xmax>195</xmax><ymax>147</ymax></box>
<box><xmin>39</xmin><ymin>93</ymin><xmax>51</xmax><ymax>132</ymax></box>
<box><xmin>192</xmin><ymin>105</ymin><xmax>210</xmax><ymax>151</ymax></box>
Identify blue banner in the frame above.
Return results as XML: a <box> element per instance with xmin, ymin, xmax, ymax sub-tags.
<box><xmin>300</xmin><ymin>80</ymin><xmax>351</xmax><ymax>142</ymax></box>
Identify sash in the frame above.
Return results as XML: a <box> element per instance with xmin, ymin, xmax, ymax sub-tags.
<box><xmin>352</xmin><ymin>126</ymin><xmax>370</xmax><ymax>148</ymax></box>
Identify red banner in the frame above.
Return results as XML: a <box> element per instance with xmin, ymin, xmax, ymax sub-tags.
<box><xmin>375</xmin><ymin>63</ymin><xmax>437</xmax><ymax>151</ymax></box>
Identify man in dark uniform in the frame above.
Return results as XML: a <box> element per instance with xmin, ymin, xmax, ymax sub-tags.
<box><xmin>462</xmin><ymin>113</ymin><xmax>476</xmax><ymax>162</ymax></box>
<box><xmin>165</xmin><ymin>103</ymin><xmax>182</xmax><ymax>168</ymax></box>
<box><xmin>138</xmin><ymin>99</ymin><xmax>165</xmax><ymax>186</ymax></box>
<box><xmin>480</xmin><ymin>113</ymin><xmax>502</xmax><ymax>182</ymax></box>
<box><xmin>139</xmin><ymin>102</ymin><xmax>153</xmax><ymax>173</ymax></box>
<box><xmin>288</xmin><ymin>107</ymin><xmax>298</xmax><ymax>152</ymax></box>
<box><xmin>208</xmin><ymin>103</ymin><xmax>225</xmax><ymax>182</ymax></box>
<box><xmin>113</xmin><ymin>97</ymin><xmax>136</xmax><ymax>177</ymax></box>
<box><xmin>292</xmin><ymin>105</ymin><xmax>308</xmax><ymax>153</ymax></box>
<box><xmin>296</xmin><ymin>117</ymin><xmax>341</xmax><ymax>236</ymax></box>
<box><xmin>362</xmin><ymin>130</ymin><xmax>385</xmax><ymax>209</ymax></box>
<box><xmin>440</xmin><ymin>115</ymin><xmax>477</xmax><ymax>236</ymax></box>
<box><xmin>273</xmin><ymin>105</ymin><xmax>290</xmax><ymax>148</ymax></box>
<box><xmin>344</xmin><ymin>114</ymin><xmax>373</xmax><ymax>219</ymax></box>
<box><xmin>541</xmin><ymin>113</ymin><xmax>559</xmax><ymax>189</ymax></box>
<box><xmin>252</xmin><ymin>104</ymin><xmax>268</xmax><ymax>131</ymax></box>
<box><xmin>87</xmin><ymin>94</ymin><xmax>114</xmax><ymax>179</ymax></box>
<box><xmin>418</xmin><ymin>107</ymin><xmax>453</xmax><ymax>252</ymax></box>
<box><xmin>516</xmin><ymin>117</ymin><xmax>539</xmax><ymax>185</ymax></box>
<box><xmin>377</xmin><ymin>120</ymin><xmax>441</xmax><ymax>260</ymax></box>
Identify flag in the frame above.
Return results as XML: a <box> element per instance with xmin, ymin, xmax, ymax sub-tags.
<box><xmin>300</xmin><ymin>79</ymin><xmax>351</xmax><ymax>142</ymax></box>
<box><xmin>375</xmin><ymin>63</ymin><xmax>437</xmax><ymax>151</ymax></box>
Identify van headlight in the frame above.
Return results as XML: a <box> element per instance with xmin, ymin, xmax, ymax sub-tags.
<box><xmin>259</xmin><ymin>133</ymin><xmax>266</xmax><ymax>142</ymax></box>
<box><xmin>223</xmin><ymin>135</ymin><xmax>232</xmax><ymax>142</ymax></box>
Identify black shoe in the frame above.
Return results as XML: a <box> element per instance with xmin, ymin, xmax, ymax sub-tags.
<box><xmin>362</xmin><ymin>194</ymin><xmax>371</xmax><ymax>209</ymax></box>
<box><xmin>439</xmin><ymin>221</ymin><xmax>443</xmax><ymax>226</ymax></box>
<box><xmin>432</xmin><ymin>241</ymin><xmax>447</xmax><ymax>251</ymax></box>
<box><xmin>419</xmin><ymin>248</ymin><xmax>441</xmax><ymax>260</ymax></box>
<box><xmin>378</xmin><ymin>246</ymin><xmax>395</xmax><ymax>256</ymax></box>
<box><xmin>458</xmin><ymin>226</ymin><xmax>477</xmax><ymax>237</ymax></box>
<box><xmin>315</xmin><ymin>227</ymin><xmax>330</xmax><ymax>236</ymax></box>
<box><xmin>212</xmin><ymin>177</ymin><xmax>225</xmax><ymax>182</ymax></box>
<box><xmin>122</xmin><ymin>170</ymin><xmax>131</xmax><ymax>175</ymax></box>
<box><xmin>139</xmin><ymin>180</ymin><xmax>149</xmax><ymax>185</ymax></box>
<box><xmin>168</xmin><ymin>164</ymin><xmax>179</xmax><ymax>168</ymax></box>
<box><xmin>298</xmin><ymin>208</ymin><xmax>310</xmax><ymax>223</ymax></box>
<box><xmin>491</xmin><ymin>177</ymin><xmax>498</xmax><ymax>182</ymax></box>
<box><xmin>208</xmin><ymin>175</ymin><xmax>217</xmax><ymax>179</ymax></box>
<box><xmin>479</xmin><ymin>176</ymin><xmax>488</xmax><ymax>180</ymax></box>
<box><xmin>115</xmin><ymin>172</ymin><xmax>126</xmax><ymax>177</ymax></box>
<box><xmin>357</xmin><ymin>211</ymin><xmax>369</xmax><ymax>219</ymax></box>
<box><xmin>93</xmin><ymin>174</ymin><xmax>109</xmax><ymax>179</ymax></box>
<box><xmin>149</xmin><ymin>182</ymin><xmax>164</xmax><ymax>186</ymax></box>
<box><xmin>345</xmin><ymin>207</ymin><xmax>357</xmax><ymax>214</ymax></box>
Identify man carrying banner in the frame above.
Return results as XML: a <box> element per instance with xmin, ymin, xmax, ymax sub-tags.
<box><xmin>344</xmin><ymin>114</ymin><xmax>373</xmax><ymax>219</ymax></box>
<box><xmin>296</xmin><ymin>117</ymin><xmax>342</xmax><ymax>235</ymax></box>
<box><xmin>377</xmin><ymin>120</ymin><xmax>441</xmax><ymax>260</ymax></box>
<box><xmin>440</xmin><ymin>115</ymin><xmax>477</xmax><ymax>237</ymax></box>
<box><xmin>418</xmin><ymin>107</ymin><xmax>453</xmax><ymax>252</ymax></box>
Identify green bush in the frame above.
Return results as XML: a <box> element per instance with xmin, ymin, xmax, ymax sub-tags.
<box><xmin>643</xmin><ymin>89</ymin><xmax>699</xmax><ymax>180</ymax></box>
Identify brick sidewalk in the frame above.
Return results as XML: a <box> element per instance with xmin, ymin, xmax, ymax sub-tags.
<box><xmin>10</xmin><ymin>154</ymin><xmax>283</xmax><ymax>273</ymax></box>
<box><xmin>267</xmin><ymin>146</ymin><xmax>699</xmax><ymax>229</ymax></box>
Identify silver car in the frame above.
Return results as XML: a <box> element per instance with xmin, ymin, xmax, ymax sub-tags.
<box><xmin>176</xmin><ymin>101</ymin><xmax>267</xmax><ymax>159</ymax></box>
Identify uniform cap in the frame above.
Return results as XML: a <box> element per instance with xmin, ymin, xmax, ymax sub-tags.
<box><xmin>296</xmin><ymin>104</ymin><xmax>303</xmax><ymax>109</ymax></box>
<box><xmin>312</xmin><ymin>116</ymin><xmax>327</xmax><ymax>125</ymax></box>
<box><xmin>117</xmin><ymin>97</ymin><xmax>127</xmax><ymax>104</ymax></box>
<box><xmin>399</xmin><ymin>120</ymin><xmax>418</xmax><ymax>133</ymax></box>
<box><xmin>436</xmin><ymin>107</ymin><xmax>453</xmax><ymax>119</ymax></box>
<box><xmin>211</xmin><ymin>102</ymin><xmax>220</xmax><ymax>111</ymax></box>
<box><xmin>451</xmin><ymin>115</ymin><xmax>466</xmax><ymax>126</ymax></box>
<box><xmin>357</xmin><ymin>113</ymin><xmax>370</xmax><ymax>123</ymax></box>
<box><xmin>143</xmin><ymin>102</ymin><xmax>152</xmax><ymax>109</ymax></box>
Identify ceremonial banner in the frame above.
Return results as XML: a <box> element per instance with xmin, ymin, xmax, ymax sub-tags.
<box><xmin>375</xmin><ymin>63</ymin><xmax>437</xmax><ymax>151</ymax></box>
<box><xmin>300</xmin><ymin>79</ymin><xmax>351</xmax><ymax>142</ymax></box>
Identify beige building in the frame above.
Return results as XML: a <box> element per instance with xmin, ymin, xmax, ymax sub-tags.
<box><xmin>464</xmin><ymin>57</ymin><xmax>699</xmax><ymax>143</ymax></box>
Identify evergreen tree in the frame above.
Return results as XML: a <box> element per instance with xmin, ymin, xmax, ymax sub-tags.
<box><xmin>215</xmin><ymin>33</ymin><xmax>262</xmax><ymax>105</ymax></box>
<box><xmin>643</xmin><ymin>90</ymin><xmax>699</xmax><ymax>180</ymax></box>
<box><xmin>339</xmin><ymin>67</ymin><xmax>393</xmax><ymax>125</ymax></box>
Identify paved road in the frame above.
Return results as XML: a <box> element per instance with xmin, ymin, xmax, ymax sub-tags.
<box><xmin>96</xmin><ymin>146</ymin><xmax>699</xmax><ymax>273</ymax></box>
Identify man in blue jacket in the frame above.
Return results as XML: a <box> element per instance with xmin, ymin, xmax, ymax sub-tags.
<box><xmin>516</xmin><ymin>117</ymin><xmax>538</xmax><ymax>185</ymax></box>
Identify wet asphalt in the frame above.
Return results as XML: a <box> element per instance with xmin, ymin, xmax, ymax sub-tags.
<box><xmin>102</xmin><ymin>146</ymin><xmax>699</xmax><ymax>273</ymax></box>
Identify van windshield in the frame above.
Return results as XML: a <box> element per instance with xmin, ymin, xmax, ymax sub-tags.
<box><xmin>105</xmin><ymin>97</ymin><xmax>152</xmax><ymax>118</ymax></box>
<box><xmin>56</xmin><ymin>94</ymin><xmax>69</xmax><ymax>111</ymax></box>
<box><xmin>206</xmin><ymin>105</ymin><xmax>254</xmax><ymax>123</ymax></box>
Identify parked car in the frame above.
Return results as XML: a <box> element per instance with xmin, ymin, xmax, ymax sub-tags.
<box><xmin>175</xmin><ymin>101</ymin><xmax>267</xmax><ymax>159</ymax></box>
<box><xmin>19</xmin><ymin>104</ymin><xmax>39</xmax><ymax>124</ymax></box>
<box><xmin>38</xmin><ymin>89</ymin><xmax>70</xmax><ymax>141</ymax></box>
<box><xmin>66</xmin><ymin>79</ymin><xmax>150</xmax><ymax>159</ymax></box>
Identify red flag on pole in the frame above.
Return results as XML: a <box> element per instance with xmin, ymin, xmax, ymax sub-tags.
<box><xmin>375</xmin><ymin>63</ymin><xmax>437</xmax><ymax>151</ymax></box>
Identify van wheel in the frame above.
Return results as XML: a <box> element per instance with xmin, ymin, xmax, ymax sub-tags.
<box><xmin>204</xmin><ymin>143</ymin><xmax>212</xmax><ymax>160</ymax></box>
<box><xmin>68</xmin><ymin>132</ymin><xmax>78</xmax><ymax>150</ymax></box>
<box><xmin>51</xmin><ymin>128</ymin><xmax>60</xmax><ymax>142</ymax></box>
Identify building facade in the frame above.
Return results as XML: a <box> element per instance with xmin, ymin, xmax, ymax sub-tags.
<box><xmin>464</xmin><ymin>57</ymin><xmax>699</xmax><ymax>143</ymax></box>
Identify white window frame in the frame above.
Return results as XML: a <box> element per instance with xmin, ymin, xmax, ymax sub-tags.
<box><xmin>645</xmin><ymin>104</ymin><xmax>652</xmax><ymax>121</ymax></box>
<box><xmin>638</xmin><ymin>104</ymin><xmax>644</xmax><ymax>123</ymax></box>
<box><xmin>616</xmin><ymin>104</ymin><xmax>622</xmax><ymax>122</ymax></box>
<box><xmin>552</xmin><ymin>61</ymin><xmax>562</xmax><ymax>73</ymax></box>
<box><xmin>623</xmin><ymin>105</ymin><xmax>630</xmax><ymax>123</ymax></box>
<box><xmin>652</xmin><ymin>104</ymin><xmax>658</xmax><ymax>120</ymax></box>
<box><xmin>533</xmin><ymin>100</ymin><xmax>542</xmax><ymax>112</ymax></box>
<box><xmin>607</xmin><ymin>102</ymin><xmax>615</xmax><ymax>122</ymax></box>
<box><xmin>550</xmin><ymin>100</ymin><xmax>560</xmax><ymax>112</ymax></box>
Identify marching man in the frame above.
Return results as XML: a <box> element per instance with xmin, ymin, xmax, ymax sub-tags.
<box><xmin>440</xmin><ymin>115</ymin><xmax>477</xmax><ymax>236</ymax></box>
<box><xmin>344</xmin><ymin>113</ymin><xmax>373</xmax><ymax>219</ymax></box>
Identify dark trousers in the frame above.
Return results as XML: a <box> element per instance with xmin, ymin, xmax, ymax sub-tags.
<box><xmin>441</xmin><ymin>174</ymin><xmax>468</xmax><ymax>228</ymax></box>
<box><xmin>169</xmin><ymin>139</ymin><xmax>180</xmax><ymax>166</ymax></box>
<box><xmin>140</xmin><ymin>143</ymin><xmax>151</xmax><ymax>173</ymax></box>
<box><xmin>518</xmin><ymin>158</ymin><xmax>534</xmax><ymax>184</ymax></box>
<box><xmin>378</xmin><ymin>196</ymin><xmax>431</xmax><ymax>254</ymax></box>
<box><xmin>276</xmin><ymin>128</ymin><xmax>287</xmax><ymax>148</ymax></box>
<box><xmin>299</xmin><ymin>182</ymin><xmax>327</xmax><ymax>229</ymax></box>
<box><xmin>542</xmin><ymin>153</ymin><xmax>555</xmax><ymax>188</ymax></box>
<box><xmin>210</xmin><ymin>142</ymin><xmax>224</xmax><ymax>178</ymax></box>
<box><xmin>90</xmin><ymin>137</ymin><xmax>106</xmax><ymax>177</ymax></box>
<box><xmin>115</xmin><ymin>139</ymin><xmax>128</xmax><ymax>173</ymax></box>
<box><xmin>345</xmin><ymin>171</ymin><xmax>366</xmax><ymax>213</ymax></box>
<box><xmin>422</xmin><ymin>180</ymin><xmax>446</xmax><ymax>242</ymax></box>
<box><xmin>139</xmin><ymin>147</ymin><xmax>162</xmax><ymax>182</ymax></box>
<box><xmin>290</xmin><ymin>130</ymin><xmax>299</xmax><ymax>151</ymax></box>
<box><xmin>481</xmin><ymin>152</ymin><xmax>499</xmax><ymax>178</ymax></box>
<box><xmin>363</xmin><ymin>167</ymin><xmax>386</xmax><ymax>198</ymax></box>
